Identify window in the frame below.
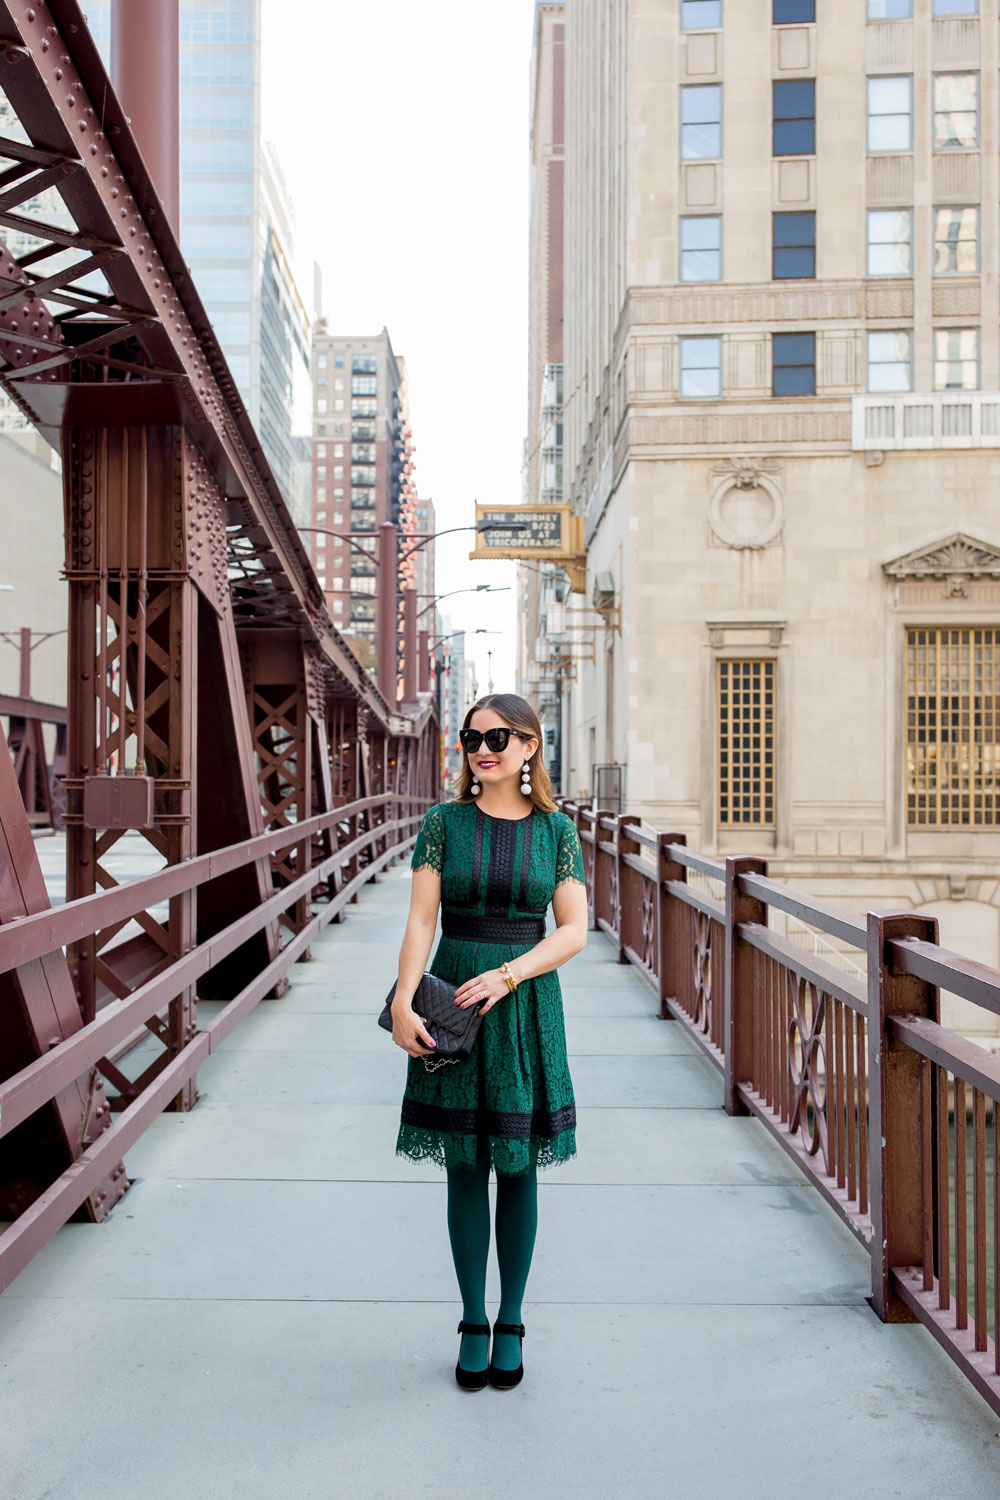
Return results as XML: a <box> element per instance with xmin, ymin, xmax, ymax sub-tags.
<box><xmin>772</xmin><ymin>212</ymin><xmax>815</xmax><ymax>278</ymax></box>
<box><xmin>681</xmin><ymin>0</ymin><xmax>722</xmax><ymax>24</ymax></box>
<box><xmin>868</xmin><ymin>0</ymin><xmax>912</xmax><ymax>14</ymax></box>
<box><xmin>316</xmin><ymin>488</ymin><xmax>326</xmax><ymax>504</ymax></box>
<box><xmin>333</xmin><ymin>599</ymin><xmax>343</xmax><ymax>614</ymax></box>
<box><xmin>933</xmin><ymin>0</ymin><xmax>977</xmax><ymax>13</ymax></box>
<box><xmin>333</xmin><ymin>511</ymin><xmax>344</xmax><ymax>525</ymax></box>
<box><xmin>867</xmin><ymin>209</ymin><xmax>912</xmax><ymax>274</ymax></box>
<box><xmin>718</xmin><ymin>660</ymin><xmax>775</xmax><ymax>827</ymax></box>
<box><xmin>867</xmin><ymin>330</ymin><xmax>912</xmax><ymax>391</ymax></box>
<box><xmin>316</xmin><ymin>398</ymin><xmax>327</xmax><ymax>414</ymax></box>
<box><xmin>934</xmin><ymin>73</ymin><xmax>978</xmax><ymax>149</ymax></box>
<box><xmin>907</xmin><ymin>628</ymin><xmax>1000</xmax><ymax>826</ymax></box>
<box><xmin>353</xmin><ymin>355</ymin><xmax>377</xmax><ymax>374</ymax></box>
<box><xmin>680</xmin><ymin>216</ymin><xmax>722</xmax><ymax>280</ymax></box>
<box><xmin>334</xmin><ymin>487</ymin><xmax>344</xmax><ymax>500</ymax></box>
<box><xmin>352</xmin><ymin>375</ymin><xmax>377</xmax><ymax>396</ymax></box>
<box><xmin>333</xmin><ymin>442</ymin><xmax>345</xmax><ymax>457</ymax></box>
<box><xmin>772</xmin><ymin>79</ymin><xmax>815</xmax><ymax>155</ymax></box>
<box><xmin>334</xmin><ymin>377</ymin><xmax>344</xmax><ymax>391</ymax></box>
<box><xmin>772</xmin><ymin>332</ymin><xmax>815</xmax><ymax>394</ymax></box>
<box><xmin>934</xmin><ymin>327</ymin><xmax>979</xmax><ymax>388</ymax></box>
<box><xmin>334</xmin><ymin>399</ymin><xmax>345</xmax><ymax>412</ymax></box>
<box><xmin>333</xmin><ymin>465</ymin><xmax>344</xmax><ymax>480</ymax></box>
<box><xmin>681</xmin><ymin>85</ymin><xmax>722</xmax><ymax>159</ymax></box>
<box><xmin>316</xmin><ymin>442</ymin><xmax>327</xmax><ymax>458</ymax></box>
<box><xmin>934</xmin><ymin>206</ymin><xmax>978</xmax><ymax>273</ymax></box>
<box><xmin>317</xmin><ymin>354</ymin><xmax>327</xmax><ymax>370</ymax></box>
<box><xmin>316</xmin><ymin>465</ymin><xmax>326</xmax><ymax>480</ymax></box>
<box><xmin>679</xmin><ymin>336</ymin><xmax>722</xmax><ymax>398</ymax></box>
<box><xmin>317</xmin><ymin>534</ymin><xmax>326</xmax><ymax>549</ymax></box>
<box><xmin>335</xmin><ymin>354</ymin><xmax>344</xmax><ymax>368</ymax></box>
<box><xmin>774</xmin><ymin>0</ymin><xmax>814</xmax><ymax>18</ymax></box>
<box><xmin>867</xmin><ymin>76</ymin><xmax>912</xmax><ymax>151</ymax></box>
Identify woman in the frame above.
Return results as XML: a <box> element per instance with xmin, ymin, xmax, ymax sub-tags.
<box><xmin>390</xmin><ymin>692</ymin><xmax>588</xmax><ymax>1391</ymax></box>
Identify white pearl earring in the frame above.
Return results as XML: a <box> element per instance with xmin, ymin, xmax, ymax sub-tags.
<box><xmin>520</xmin><ymin>760</ymin><xmax>532</xmax><ymax>796</ymax></box>
<box><xmin>470</xmin><ymin>775</ymin><xmax>481</xmax><ymax>796</ymax></box>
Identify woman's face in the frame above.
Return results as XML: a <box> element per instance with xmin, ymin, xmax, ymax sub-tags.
<box><xmin>465</xmin><ymin>708</ymin><xmax>539</xmax><ymax>789</ymax></box>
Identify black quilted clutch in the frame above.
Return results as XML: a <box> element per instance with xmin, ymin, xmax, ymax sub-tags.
<box><xmin>379</xmin><ymin>972</ymin><xmax>483</xmax><ymax>1071</ymax></box>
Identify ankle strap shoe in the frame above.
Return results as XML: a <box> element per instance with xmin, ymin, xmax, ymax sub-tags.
<box><xmin>488</xmin><ymin>1321</ymin><xmax>525</xmax><ymax>1390</ymax></box>
<box><xmin>455</xmin><ymin>1320</ymin><xmax>491</xmax><ymax>1391</ymax></box>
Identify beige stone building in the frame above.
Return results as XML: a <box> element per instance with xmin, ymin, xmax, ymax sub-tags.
<box><xmin>535</xmin><ymin>0</ymin><xmax>1000</xmax><ymax>1009</ymax></box>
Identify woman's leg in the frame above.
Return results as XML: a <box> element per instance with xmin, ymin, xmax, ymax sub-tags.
<box><xmin>446</xmin><ymin>1140</ymin><xmax>492</xmax><ymax>1370</ymax></box>
<box><xmin>492</xmin><ymin>1148</ymin><xmax>539</xmax><ymax>1371</ymax></box>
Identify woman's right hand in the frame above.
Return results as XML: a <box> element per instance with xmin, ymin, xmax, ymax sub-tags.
<box><xmin>391</xmin><ymin>999</ymin><xmax>438</xmax><ymax>1059</ymax></box>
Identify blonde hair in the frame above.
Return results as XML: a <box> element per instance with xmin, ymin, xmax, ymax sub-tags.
<box><xmin>450</xmin><ymin>692</ymin><xmax>557</xmax><ymax>813</ymax></box>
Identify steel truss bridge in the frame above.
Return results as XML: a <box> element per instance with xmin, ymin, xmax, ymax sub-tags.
<box><xmin>0</xmin><ymin>0</ymin><xmax>437</xmax><ymax>1280</ymax></box>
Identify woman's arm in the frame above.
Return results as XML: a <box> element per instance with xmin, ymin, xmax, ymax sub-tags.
<box><xmin>453</xmin><ymin>878</ymin><xmax>588</xmax><ymax>1014</ymax></box>
<box><xmin>390</xmin><ymin>867</ymin><xmax>442</xmax><ymax>1057</ymax></box>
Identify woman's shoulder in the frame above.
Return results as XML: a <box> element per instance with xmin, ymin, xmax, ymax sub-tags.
<box><xmin>424</xmin><ymin>798</ymin><xmax>469</xmax><ymax>818</ymax></box>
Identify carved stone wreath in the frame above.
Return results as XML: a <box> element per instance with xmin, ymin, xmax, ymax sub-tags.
<box><xmin>708</xmin><ymin>458</ymin><xmax>785</xmax><ymax>551</ymax></box>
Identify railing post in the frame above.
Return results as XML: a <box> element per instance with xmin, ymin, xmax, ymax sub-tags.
<box><xmin>724</xmin><ymin>856</ymin><xmax>768</xmax><ymax>1117</ymax></box>
<box><xmin>615</xmin><ymin>813</ymin><xmax>641</xmax><ymax>964</ymax></box>
<box><xmin>591</xmin><ymin>808</ymin><xmax>613</xmax><ymax>931</ymax></box>
<box><xmin>867</xmin><ymin>911</ymin><xmax>940</xmax><ymax>1322</ymax></box>
<box><xmin>656</xmin><ymin>834</ymin><xmax>687</xmax><ymax>1021</ymax></box>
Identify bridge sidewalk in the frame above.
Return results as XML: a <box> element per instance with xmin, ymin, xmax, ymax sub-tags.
<box><xmin>1</xmin><ymin>866</ymin><xmax>997</xmax><ymax>1499</ymax></box>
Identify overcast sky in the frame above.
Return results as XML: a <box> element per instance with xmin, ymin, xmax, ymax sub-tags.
<box><xmin>261</xmin><ymin>0</ymin><xmax>537</xmax><ymax>695</ymax></box>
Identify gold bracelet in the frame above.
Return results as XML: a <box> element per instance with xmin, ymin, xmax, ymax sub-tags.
<box><xmin>500</xmin><ymin>961</ymin><xmax>518</xmax><ymax>994</ymax></box>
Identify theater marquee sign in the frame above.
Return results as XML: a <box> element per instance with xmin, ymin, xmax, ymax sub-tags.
<box><xmin>471</xmin><ymin>504</ymin><xmax>586</xmax><ymax>591</ymax></box>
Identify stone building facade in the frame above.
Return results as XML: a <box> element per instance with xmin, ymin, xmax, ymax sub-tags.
<box><xmin>555</xmin><ymin>0</ymin><xmax>1000</xmax><ymax>1010</ymax></box>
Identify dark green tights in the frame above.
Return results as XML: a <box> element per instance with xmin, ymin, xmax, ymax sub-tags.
<box><xmin>447</xmin><ymin>1143</ymin><xmax>539</xmax><ymax>1374</ymax></box>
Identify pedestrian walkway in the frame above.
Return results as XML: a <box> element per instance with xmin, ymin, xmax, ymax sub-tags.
<box><xmin>1</xmin><ymin>866</ymin><xmax>998</xmax><ymax>1500</ymax></box>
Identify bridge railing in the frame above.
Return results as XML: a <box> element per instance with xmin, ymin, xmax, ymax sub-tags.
<box><xmin>559</xmin><ymin>799</ymin><xmax>1000</xmax><ymax>1419</ymax></box>
<box><xmin>0</xmin><ymin>793</ymin><xmax>429</xmax><ymax>1294</ymax></box>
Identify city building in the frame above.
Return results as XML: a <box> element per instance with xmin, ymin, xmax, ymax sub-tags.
<box><xmin>310</xmin><ymin>326</ymin><xmax>417</xmax><ymax>686</ymax></box>
<box><xmin>81</xmin><ymin>1</ymin><xmax>310</xmax><ymax>516</ymax></box>
<box><xmin>518</xmin><ymin>3</ymin><xmax>568</xmax><ymax>795</ymax></box>
<box><xmin>558</xmin><ymin>0</ymin><xmax>1000</xmax><ymax>1003</ymax></box>
<box><xmin>435</xmin><ymin>619</ymin><xmax>477</xmax><ymax>791</ymax></box>
<box><xmin>259</xmin><ymin>143</ymin><xmax>312</xmax><ymax>523</ymax></box>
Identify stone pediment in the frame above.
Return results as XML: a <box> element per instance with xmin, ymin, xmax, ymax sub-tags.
<box><xmin>883</xmin><ymin>533</ymin><xmax>1000</xmax><ymax>580</ymax></box>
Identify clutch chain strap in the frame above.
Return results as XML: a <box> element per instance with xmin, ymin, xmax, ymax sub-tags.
<box><xmin>417</xmin><ymin>1015</ymin><xmax>463</xmax><ymax>1074</ymax></box>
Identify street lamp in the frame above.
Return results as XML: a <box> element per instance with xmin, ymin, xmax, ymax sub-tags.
<box><xmin>416</xmin><ymin>584</ymin><xmax>509</xmax><ymax>623</ymax></box>
<box><xmin>297</xmin><ymin>519</ymin><xmax>526</xmax><ymax>710</ymax></box>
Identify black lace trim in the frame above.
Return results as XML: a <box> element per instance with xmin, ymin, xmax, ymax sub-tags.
<box><xmin>400</xmin><ymin>1097</ymin><xmax>576</xmax><ymax>1141</ymax></box>
<box><xmin>485</xmin><ymin>814</ymin><xmax>518</xmax><ymax>915</ymax></box>
<box><xmin>513</xmin><ymin>813</ymin><xmax>534</xmax><ymax>909</ymax></box>
<box><xmin>471</xmin><ymin>805</ymin><xmax>484</xmax><ymax>895</ymax></box>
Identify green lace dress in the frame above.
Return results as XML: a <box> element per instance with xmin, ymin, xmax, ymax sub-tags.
<box><xmin>396</xmin><ymin>799</ymin><xmax>586</xmax><ymax>1175</ymax></box>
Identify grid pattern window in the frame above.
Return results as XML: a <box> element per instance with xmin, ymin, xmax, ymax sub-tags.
<box><xmin>867</xmin><ymin>330</ymin><xmax>912</xmax><ymax>391</ymax></box>
<box><xmin>772</xmin><ymin>332</ymin><xmax>815</xmax><ymax>395</ymax></box>
<box><xmin>773</xmin><ymin>212</ymin><xmax>815</xmax><ymax>278</ymax></box>
<box><xmin>868</xmin><ymin>0</ymin><xmax>912</xmax><ymax>13</ymax></box>
<box><xmin>679</xmin><ymin>336</ymin><xmax>722</xmax><ymax>398</ymax></box>
<box><xmin>906</xmin><ymin>628</ymin><xmax>1000</xmax><ymax>826</ymax></box>
<box><xmin>681</xmin><ymin>85</ymin><xmax>722</xmax><ymax>159</ymax></box>
<box><xmin>352</xmin><ymin>355</ymin><xmax>377</xmax><ymax>374</ymax></box>
<box><xmin>774</xmin><ymin>0</ymin><xmax>814</xmax><ymax>19</ymax></box>
<box><xmin>718</xmin><ymin>661</ymin><xmax>775</xmax><ymax>828</ymax></box>
<box><xmin>773</xmin><ymin>79</ymin><xmax>815</xmax><ymax>156</ymax></box>
<box><xmin>934</xmin><ymin>74</ymin><xmax>979</xmax><ymax>149</ymax></box>
<box><xmin>680</xmin><ymin>217</ymin><xmax>722</xmax><ymax>281</ymax></box>
<box><xmin>933</xmin><ymin>206</ymin><xmax>978</xmax><ymax>274</ymax></box>
<box><xmin>867</xmin><ymin>208</ymin><xmax>912</xmax><ymax>274</ymax></box>
<box><xmin>934</xmin><ymin>328</ymin><xmax>979</xmax><ymax>389</ymax></box>
<box><xmin>682</xmin><ymin>0</ymin><xmax>722</xmax><ymax>25</ymax></box>
<box><xmin>867</xmin><ymin>76</ymin><xmax>912</xmax><ymax>152</ymax></box>
<box><xmin>352</xmin><ymin>375</ymin><xmax>377</xmax><ymax>396</ymax></box>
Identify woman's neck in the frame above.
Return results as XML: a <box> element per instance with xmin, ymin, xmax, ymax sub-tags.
<box><xmin>475</xmin><ymin>783</ymin><xmax>533</xmax><ymax>819</ymax></box>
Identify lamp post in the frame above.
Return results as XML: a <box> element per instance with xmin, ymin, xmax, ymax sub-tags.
<box><xmin>299</xmin><ymin>521</ymin><xmax>524</xmax><ymax>712</ymax></box>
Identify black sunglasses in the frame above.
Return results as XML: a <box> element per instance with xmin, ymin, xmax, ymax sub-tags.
<box><xmin>459</xmin><ymin>727</ymin><xmax>531</xmax><ymax>754</ymax></box>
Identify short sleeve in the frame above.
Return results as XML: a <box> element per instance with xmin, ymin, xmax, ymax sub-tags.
<box><xmin>554</xmin><ymin>813</ymin><xmax>586</xmax><ymax>890</ymax></box>
<box><xmin>411</xmin><ymin>803</ymin><xmax>446</xmax><ymax>875</ymax></box>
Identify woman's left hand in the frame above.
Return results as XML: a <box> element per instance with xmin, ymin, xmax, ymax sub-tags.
<box><xmin>454</xmin><ymin>968</ymin><xmax>508</xmax><ymax>1016</ymax></box>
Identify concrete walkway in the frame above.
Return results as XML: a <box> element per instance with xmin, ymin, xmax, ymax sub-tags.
<box><xmin>2</xmin><ymin>865</ymin><xmax>998</xmax><ymax>1499</ymax></box>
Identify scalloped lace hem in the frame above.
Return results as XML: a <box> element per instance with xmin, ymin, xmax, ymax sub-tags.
<box><xmin>396</xmin><ymin>1124</ymin><xmax>576</xmax><ymax>1175</ymax></box>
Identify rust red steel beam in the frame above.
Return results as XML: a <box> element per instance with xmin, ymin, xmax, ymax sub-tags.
<box><xmin>0</xmin><ymin>694</ymin><xmax>66</xmax><ymax>723</ymax></box>
<box><xmin>0</xmin><ymin>0</ymin><xmax>398</xmax><ymax>727</ymax></box>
